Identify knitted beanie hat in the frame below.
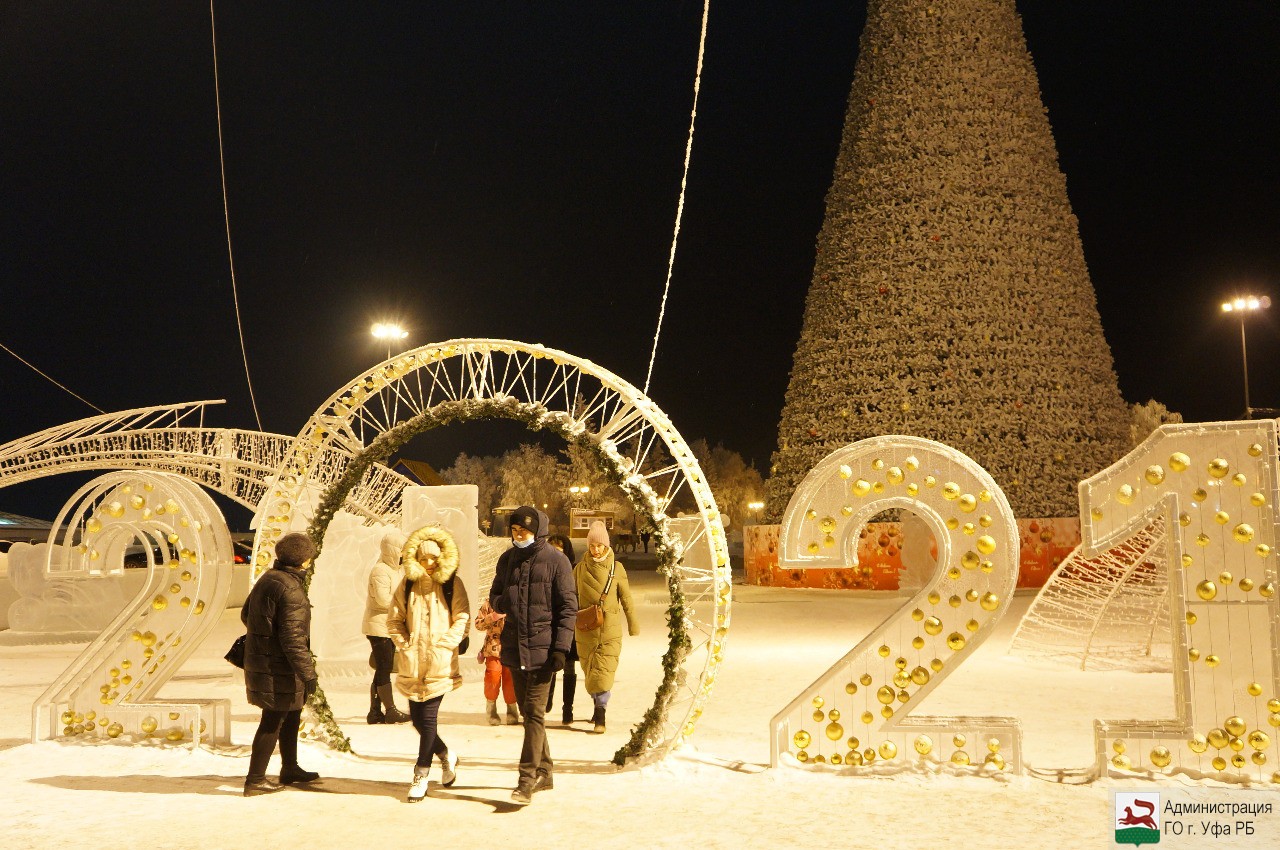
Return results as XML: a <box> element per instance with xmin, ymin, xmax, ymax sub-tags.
<box><xmin>587</xmin><ymin>520</ymin><xmax>610</xmax><ymax>548</ymax></box>
<box><xmin>275</xmin><ymin>532</ymin><xmax>317</xmax><ymax>567</ymax></box>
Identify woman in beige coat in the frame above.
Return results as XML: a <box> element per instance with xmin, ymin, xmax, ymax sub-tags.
<box><xmin>363</xmin><ymin>528</ymin><xmax>410</xmax><ymax>724</ymax></box>
<box><xmin>573</xmin><ymin>521</ymin><xmax>638</xmax><ymax>734</ymax></box>
<box><xmin>387</xmin><ymin>525</ymin><xmax>470</xmax><ymax>802</ymax></box>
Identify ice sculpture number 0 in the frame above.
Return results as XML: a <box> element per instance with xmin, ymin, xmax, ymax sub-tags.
<box><xmin>31</xmin><ymin>472</ymin><xmax>235</xmax><ymax>746</ymax></box>
<box><xmin>1081</xmin><ymin>420</ymin><xmax>1278</xmax><ymax>782</ymax></box>
<box><xmin>770</xmin><ymin>436</ymin><xmax>1022</xmax><ymax>771</ymax></box>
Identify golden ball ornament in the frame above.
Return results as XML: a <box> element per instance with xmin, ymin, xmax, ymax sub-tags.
<box><xmin>1231</xmin><ymin>754</ymin><xmax>1246</xmax><ymax>768</ymax></box>
<box><xmin>887</xmin><ymin>466</ymin><xmax>904</xmax><ymax>485</ymax></box>
<box><xmin>1247</xmin><ymin>442</ymin><xmax>1264</xmax><ymax>457</ymax></box>
<box><xmin>151</xmin><ymin>595</ymin><xmax>167</xmax><ymax>611</ymax></box>
<box><xmin>1150</xmin><ymin>746</ymin><xmax>1172</xmax><ymax>768</ymax></box>
<box><xmin>1169</xmin><ymin>452</ymin><xmax>1191</xmax><ymax>472</ymax></box>
<box><xmin>85</xmin><ymin>517</ymin><xmax>102</xmax><ymax>534</ymax></box>
<box><xmin>1219</xmin><ymin>571</ymin><xmax>1233</xmax><ymax>584</ymax></box>
<box><xmin>1225</xmin><ymin>716</ymin><xmax>1247</xmax><ymax>737</ymax></box>
<box><xmin>812</xmin><ymin>695</ymin><xmax>825</xmax><ymax>709</ymax></box>
<box><xmin>860</xmin><ymin>673</ymin><xmax>873</xmax><ymax>686</ymax></box>
<box><xmin>826</xmin><ymin>722</ymin><xmax>844</xmax><ymax>741</ymax></box>
<box><xmin>1259</xmin><ymin>546</ymin><xmax>1274</xmax><ymax>560</ymax></box>
<box><xmin>871</xmin><ymin>458</ymin><xmax>884</xmax><ymax>471</ymax></box>
<box><xmin>1251</xmin><ymin>492</ymin><xmax>1267</xmax><ymax>507</ymax></box>
<box><xmin>1116</xmin><ymin>484</ymin><xmax>1135</xmax><ymax>506</ymax></box>
<box><xmin>906</xmin><ymin>483</ymin><xmax>919</xmax><ymax>496</ymax></box>
<box><xmin>128</xmin><ymin>494</ymin><xmax>146</xmax><ymax>511</ymax></box>
<box><xmin>838</xmin><ymin>464</ymin><xmax>852</xmax><ymax>480</ymax></box>
<box><xmin>60</xmin><ymin>710</ymin><xmax>75</xmax><ymax>725</ymax></box>
<box><xmin>897</xmin><ymin>689</ymin><xmax>910</xmax><ymax>703</ymax></box>
<box><xmin>140</xmin><ymin>716</ymin><xmax>158</xmax><ymax>734</ymax></box>
<box><xmin>1188</xmin><ymin>648</ymin><xmax>1201</xmax><ymax>662</ymax></box>
<box><xmin>1178</xmin><ymin>512</ymin><xmax>1192</xmax><ymax>527</ymax></box>
<box><xmin>985</xmin><ymin>753</ymin><xmax>1006</xmax><ymax>771</ymax></box>
<box><xmin>876</xmin><ymin>686</ymin><xmax>895</xmax><ymax>705</ymax></box>
<box><xmin>812</xmin><ymin>709</ymin><xmax>825</xmax><ymax>723</ymax></box>
<box><xmin>975</xmin><ymin>535</ymin><xmax>996</xmax><ymax>555</ymax></box>
<box><xmin>1214</xmin><ymin>511</ymin><xmax>1230</xmax><ymax>526</ymax></box>
<box><xmin>980</xmin><ymin>560</ymin><xmax>994</xmax><ymax>574</ymax></box>
<box><xmin>923</xmin><ymin>616</ymin><xmax>943</xmax><ymax>635</ymax></box>
<box><xmin>1195</xmin><ymin>533</ymin><xmax>1211</xmax><ymax>548</ymax></box>
<box><xmin>841</xmin><ymin>505</ymin><xmax>854</xmax><ymax>517</ymax></box>
<box><xmin>792</xmin><ymin>730</ymin><xmax>812</xmax><ymax>749</ymax></box>
<box><xmin>1196</xmin><ymin>580</ymin><xmax>1217</xmax><ymax>601</ymax></box>
<box><xmin>169</xmin><ymin>583</ymin><xmax>181</xmax><ymax>595</ymax></box>
<box><xmin>105</xmin><ymin>501</ymin><xmax>125</xmax><ymax>518</ymax></box>
<box><xmin>853</xmin><ymin>479</ymin><xmax>871</xmax><ymax>497</ymax></box>
<box><xmin>979</xmin><ymin>514</ymin><xmax>993</xmax><ymax>528</ymax></box>
<box><xmin>1208</xmin><ymin>458</ymin><xmax>1230</xmax><ymax>479</ymax></box>
<box><xmin>1248</xmin><ymin>730</ymin><xmax>1271</xmax><ymax>751</ymax></box>
<box><xmin>946</xmin><ymin>632</ymin><xmax>966</xmax><ymax>651</ymax></box>
<box><xmin>953</xmin><ymin>734</ymin><xmax>967</xmax><ymax>747</ymax></box>
<box><xmin>961</xmin><ymin>550</ymin><xmax>980</xmax><ymax>570</ymax></box>
<box><xmin>948</xmin><ymin>595</ymin><xmax>962</xmax><ymax>608</ymax></box>
<box><xmin>120</xmin><ymin>675</ymin><xmax>131</xmax><ymax>685</ymax></box>
<box><xmin>1182</xmin><ymin>554</ymin><xmax>1194</xmax><ymax>568</ymax></box>
<box><xmin>928</xmin><ymin>591</ymin><xmax>941</xmax><ymax>605</ymax></box>
<box><xmin>946</xmin><ymin>517</ymin><xmax>960</xmax><ymax>530</ymax></box>
<box><xmin>1232</xmin><ymin>473</ymin><xmax>1247</xmax><ymax>486</ymax></box>
<box><xmin>1205</xmin><ymin>655</ymin><xmax>1221</xmax><ymax>668</ymax></box>
<box><xmin>965</xmin><ymin>589</ymin><xmax>980</xmax><ymax>602</ymax></box>
<box><xmin>1240</xmin><ymin>578</ymin><xmax>1255</xmax><ymax>592</ymax></box>
<box><xmin>941</xmin><ymin>482</ymin><xmax>960</xmax><ymax>500</ymax></box>
<box><xmin>1112</xmin><ymin>739</ymin><xmax>1126</xmax><ymax>755</ymax></box>
<box><xmin>1211</xmin><ymin>756</ymin><xmax>1227</xmax><ymax>771</ymax></box>
<box><xmin>877</xmin><ymin>644</ymin><xmax>891</xmax><ymax>658</ymax></box>
<box><xmin>1233</xmin><ymin>524</ymin><xmax>1255</xmax><ymax>543</ymax></box>
<box><xmin>806</xmin><ymin>542</ymin><xmax>820</xmax><ymax>555</ymax></box>
<box><xmin>165</xmin><ymin>728</ymin><xmax>184</xmax><ymax>743</ymax></box>
<box><xmin>946</xmin><ymin>566</ymin><xmax>962</xmax><ymax>580</ymax></box>
<box><xmin>1269</xmin><ymin>699</ymin><xmax>1280</xmax><ymax>713</ymax></box>
<box><xmin>805</xmin><ymin>509</ymin><xmax>817</xmax><ymax>521</ymax></box>
<box><xmin>879</xmin><ymin>741</ymin><xmax>898</xmax><ymax>760</ymax></box>
<box><xmin>863</xmin><ymin>748</ymin><xmax>877</xmax><ymax>764</ymax></box>
<box><xmin>930</xmin><ymin>658</ymin><xmax>944</xmax><ymax>672</ymax></box>
<box><xmin>1144</xmin><ymin>465</ymin><xmax>1166</xmax><ymax>485</ymax></box>
<box><xmin>905</xmin><ymin>455</ymin><xmax>920</xmax><ymax>471</ymax></box>
<box><xmin>861</xmin><ymin>711</ymin><xmax>874</xmax><ymax>724</ymax></box>
<box><xmin>819</xmin><ymin>516</ymin><xmax>837</xmax><ymax>534</ymax></box>
<box><xmin>1253</xmin><ymin>752</ymin><xmax>1267</xmax><ymax>766</ymax></box>
<box><xmin>914</xmin><ymin>735</ymin><xmax>934</xmax><ymax>755</ymax></box>
<box><xmin>881</xmin><ymin>706</ymin><xmax>894</xmax><ymax>719</ymax></box>
<box><xmin>911</xmin><ymin>636</ymin><xmax>925</xmax><ymax>649</ymax></box>
<box><xmin>966</xmin><ymin>619</ymin><xmax>980</xmax><ymax>632</ymax></box>
<box><xmin>106</xmin><ymin>722</ymin><xmax>123</xmax><ymax>738</ymax></box>
<box><xmin>911</xmin><ymin>607</ymin><xmax>925</xmax><ymax>621</ymax></box>
<box><xmin>1191</xmin><ymin>488</ymin><xmax>1208</xmax><ymax>503</ymax></box>
<box><xmin>1188</xmin><ymin>734</ymin><xmax>1209</xmax><ymax>754</ymax></box>
<box><xmin>1111</xmin><ymin>754</ymin><xmax>1133</xmax><ymax>770</ymax></box>
<box><xmin>1246</xmin><ymin>682</ymin><xmax>1262</xmax><ymax>696</ymax></box>
<box><xmin>828</xmin><ymin>709</ymin><xmax>840</xmax><ymax>722</ymax></box>
<box><xmin>1270</xmin><ymin>712</ymin><xmax>1280</xmax><ymax>728</ymax></box>
<box><xmin>1207</xmin><ymin>728</ymin><xmax>1229</xmax><ymax>749</ymax></box>
<box><xmin>979</xmin><ymin>592</ymin><xmax>1000</xmax><ymax>611</ymax></box>
<box><xmin>846</xmin><ymin>750</ymin><xmax>864</xmax><ymax>766</ymax></box>
<box><xmin>910</xmin><ymin>666</ymin><xmax>930</xmax><ymax>686</ymax></box>
<box><xmin>846</xmin><ymin>682</ymin><xmax>858</xmax><ymax>694</ymax></box>
<box><xmin>951</xmin><ymin>750</ymin><xmax>971</xmax><ymax>766</ymax></box>
<box><xmin>958</xmin><ymin>494</ymin><xmax>976</xmax><ymax>513</ymax></box>
<box><xmin>829</xmin><ymin>753</ymin><xmax>843</xmax><ymax>765</ymax></box>
<box><xmin>893</xmin><ymin>671</ymin><xmax>910</xmax><ymax>688</ymax></box>
<box><xmin>847</xmin><ymin>736</ymin><xmax>860</xmax><ymax>749</ymax></box>
<box><xmin>924</xmin><ymin>476</ymin><xmax>937</xmax><ymax>488</ymax></box>
<box><xmin>1090</xmin><ymin>507</ymin><xmax>1104</xmax><ymax>521</ymax></box>
<box><xmin>795</xmin><ymin>750</ymin><xmax>808</xmax><ymax>763</ymax></box>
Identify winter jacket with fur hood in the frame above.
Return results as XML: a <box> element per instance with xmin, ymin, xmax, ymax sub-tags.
<box><xmin>240</xmin><ymin>563</ymin><xmax>314</xmax><ymax>711</ymax></box>
<box><xmin>488</xmin><ymin>508</ymin><xmax>577</xmax><ymax>671</ymax></box>
<box><xmin>387</xmin><ymin>526</ymin><xmax>471</xmax><ymax>702</ymax></box>
<box><xmin>363</xmin><ymin>529</ymin><xmax>407</xmax><ymax>637</ymax></box>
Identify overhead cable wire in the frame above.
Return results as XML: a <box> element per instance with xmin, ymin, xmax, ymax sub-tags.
<box><xmin>210</xmin><ymin>1</ymin><xmax>264</xmax><ymax>431</ymax></box>
<box><xmin>642</xmin><ymin>0</ymin><xmax>710</xmax><ymax>396</ymax></box>
<box><xmin>0</xmin><ymin>340</ymin><xmax>105</xmax><ymax>413</ymax></box>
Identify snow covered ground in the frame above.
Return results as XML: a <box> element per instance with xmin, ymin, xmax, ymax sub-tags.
<box><xmin>2</xmin><ymin>571</ymin><xmax>1275</xmax><ymax>849</ymax></box>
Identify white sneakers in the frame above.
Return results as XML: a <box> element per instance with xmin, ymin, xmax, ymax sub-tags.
<box><xmin>440</xmin><ymin>750</ymin><xmax>458</xmax><ymax>787</ymax></box>
<box><xmin>407</xmin><ymin>766</ymin><xmax>430</xmax><ymax>803</ymax></box>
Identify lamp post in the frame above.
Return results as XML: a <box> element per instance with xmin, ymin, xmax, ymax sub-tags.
<box><xmin>371</xmin><ymin>322</ymin><xmax>409</xmax><ymax>361</ymax></box>
<box><xmin>1221</xmin><ymin>296</ymin><xmax>1271</xmax><ymax>418</ymax></box>
<box><xmin>747</xmin><ymin>500</ymin><xmax>764</xmax><ymax>525</ymax></box>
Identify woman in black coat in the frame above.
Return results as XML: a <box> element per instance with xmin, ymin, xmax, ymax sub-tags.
<box><xmin>240</xmin><ymin>532</ymin><xmax>321</xmax><ymax>797</ymax></box>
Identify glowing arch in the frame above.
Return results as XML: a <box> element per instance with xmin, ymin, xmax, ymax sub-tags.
<box><xmin>251</xmin><ymin>339</ymin><xmax>732</xmax><ymax>762</ymax></box>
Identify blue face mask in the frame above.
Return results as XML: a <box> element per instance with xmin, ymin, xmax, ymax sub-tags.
<box><xmin>513</xmin><ymin>536</ymin><xmax>534</xmax><ymax>549</ymax></box>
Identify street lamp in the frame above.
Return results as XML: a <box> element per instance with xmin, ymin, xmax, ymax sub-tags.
<box><xmin>747</xmin><ymin>500</ymin><xmax>764</xmax><ymax>525</ymax></box>
<box><xmin>371</xmin><ymin>322</ymin><xmax>409</xmax><ymax>360</ymax></box>
<box><xmin>1221</xmin><ymin>295</ymin><xmax>1271</xmax><ymax>418</ymax></box>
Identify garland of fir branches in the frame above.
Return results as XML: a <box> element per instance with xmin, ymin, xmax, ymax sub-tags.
<box><xmin>299</xmin><ymin>396</ymin><xmax>688</xmax><ymax>765</ymax></box>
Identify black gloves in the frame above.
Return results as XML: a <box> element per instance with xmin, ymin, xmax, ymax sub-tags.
<box><xmin>547</xmin><ymin>650</ymin><xmax>566</xmax><ymax>673</ymax></box>
<box><xmin>304</xmin><ymin>678</ymin><xmax>318</xmax><ymax>699</ymax></box>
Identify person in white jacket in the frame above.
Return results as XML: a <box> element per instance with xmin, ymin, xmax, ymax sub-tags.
<box><xmin>387</xmin><ymin>525</ymin><xmax>470</xmax><ymax>803</ymax></box>
<box><xmin>362</xmin><ymin>529</ymin><xmax>410</xmax><ymax>724</ymax></box>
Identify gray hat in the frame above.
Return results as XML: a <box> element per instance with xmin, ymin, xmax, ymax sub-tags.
<box><xmin>275</xmin><ymin>532</ymin><xmax>317</xmax><ymax>567</ymax></box>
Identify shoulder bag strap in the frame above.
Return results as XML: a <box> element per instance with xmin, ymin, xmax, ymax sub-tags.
<box><xmin>597</xmin><ymin>560</ymin><xmax>616</xmax><ymax>606</ymax></box>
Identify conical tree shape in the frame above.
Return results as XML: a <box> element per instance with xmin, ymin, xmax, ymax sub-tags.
<box><xmin>767</xmin><ymin>0</ymin><xmax>1128</xmax><ymax>520</ymax></box>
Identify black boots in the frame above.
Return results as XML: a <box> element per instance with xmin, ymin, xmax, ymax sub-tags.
<box><xmin>591</xmin><ymin>706</ymin><xmax>606</xmax><ymax>734</ymax></box>
<box><xmin>279</xmin><ymin>765</ymin><xmax>320</xmax><ymax>785</ymax></box>
<box><xmin>371</xmin><ymin>683</ymin><xmax>410</xmax><ymax>724</ymax></box>
<box><xmin>367</xmin><ymin>684</ymin><xmax>384</xmax><ymax>724</ymax></box>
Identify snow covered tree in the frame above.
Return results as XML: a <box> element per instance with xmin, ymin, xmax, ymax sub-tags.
<box><xmin>439</xmin><ymin>452</ymin><xmax>502</xmax><ymax>527</ymax></box>
<box><xmin>689</xmin><ymin>439</ymin><xmax>765</xmax><ymax>528</ymax></box>
<box><xmin>767</xmin><ymin>0</ymin><xmax>1129</xmax><ymax>520</ymax></box>
<box><xmin>1129</xmin><ymin>400</ymin><xmax>1183</xmax><ymax>448</ymax></box>
<box><xmin>497</xmin><ymin>443</ymin><xmax>568</xmax><ymax>522</ymax></box>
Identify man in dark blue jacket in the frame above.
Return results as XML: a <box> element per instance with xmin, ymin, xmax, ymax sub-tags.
<box><xmin>489</xmin><ymin>505</ymin><xmax>577</xmax><ymax>805</ymax></box>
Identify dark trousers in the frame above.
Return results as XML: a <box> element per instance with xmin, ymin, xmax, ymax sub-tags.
<box><xmin>247</xmin><ymin>708</ymin><xmax>301</xmax><ymax>779</ymax></box>
<box><xmin>410</xmin><ymin>695</ymin><xmax>448</xmax><ymax>769</ymax></box>
<box><xmin>367</xmin><ymin>635</ymin><xmax>395</xmax><ymax>687</ymax></box>
<box><xmin>546</xmin><ymin>667</ymin><xmax>577</xmax><ymax>714</ymax></box>
<box><xmin>511</xmin><ymin>666</ymin><xmax>554</xmax><ymax>786</ymax></box>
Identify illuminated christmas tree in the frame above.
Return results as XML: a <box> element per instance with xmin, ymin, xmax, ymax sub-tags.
<box><xmin>767</xmin><ymin>0</ymin><xmax>1129</xmax><ymax>519</ymax></box>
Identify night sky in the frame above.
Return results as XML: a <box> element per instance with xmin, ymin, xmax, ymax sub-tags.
<box><xmin>2</xmin><ymin>2</ymin><xmax>1277</xmax><ymax>524</ymax></box>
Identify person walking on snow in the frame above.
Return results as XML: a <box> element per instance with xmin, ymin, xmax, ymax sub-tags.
<box><xmin>240</xmin><ymin>532</ymin><xmax>322</xmax><ymax>797</ymax></box>
<box><xmin>387</xmin><ymin>526</ymin><xmax>469</xmax><ymax>803</ymax></box>
<box><xmin>574</xmin><ymin>520</ymin><xmax>639</xmax><ymax>734</ymax></box>
<box><xmin>474</xmin><ymin>598</ymin><xmax>520</xmax><ymax>725</ymax></box>
<box><xmin>544</xmin><ymin>533</ymin><xmax>580</xmax><ymax>725</ymax></box>
<box><xmin>488</xmin><ymin>505</ymin><xmax>577</xmax><ymax>806</ymax></box>
<box><xmin>363</xmin><ymin>528</ymin><xmax>411</xmax><ymax>725</ymax></box>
